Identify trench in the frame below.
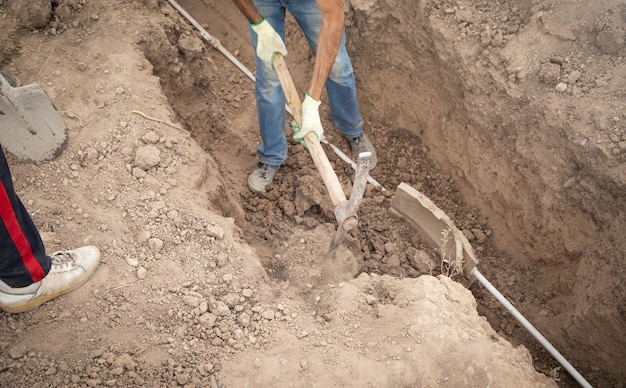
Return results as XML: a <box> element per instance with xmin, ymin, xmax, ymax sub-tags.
<box><xmin>139</xmin><ymin>1</ymin><xmax>625</xmax><ymax>387</ymax></box>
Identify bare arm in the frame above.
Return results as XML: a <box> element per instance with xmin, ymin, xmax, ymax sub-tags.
<box><xmin>308</xmin><ymin>0</ymin><xmax>345</xmax><ymax>101</ymax></box>
<box><xmin>231</xmin><ymin>0</ymin><xmax>263</xmax><ymax>24</ymax></box>
<box><xmin>232</xmin><ymin>0</ymin><xmax>344</xmax><ymax>100</ymax></box>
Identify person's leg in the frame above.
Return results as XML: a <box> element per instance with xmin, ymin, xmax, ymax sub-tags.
<box><xmin>0</xmin><ymin>147</ymin><xmax>50</xmax><ymax>288</ymax></box>
<box><xmin>287</xmin><ymin>0</ymin><xmax>364</xmax><ymax>139</ymax></box>
<box><xmin>250</xmin><ymin>0</ymin><xmax>288</xmax><ymax>166</ymax></box>
<box><xmin>325</xmin><ymin>35</ymin><xmax>364</xmax><ymax>139</ymax></box>
<box><xmin>0</xmin><ymin>147</ymin><xmax>101</xmax><ymax>313</ymax></box>
<box><xmin>287</xmin><ymin>1</ymin><xmax>377</xmax><ymax>168</ymax></box>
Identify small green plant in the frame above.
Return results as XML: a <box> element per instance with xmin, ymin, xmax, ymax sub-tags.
<box><xmin>439</xmin><ymin>227</ymin><xmax>463</xmax><ymax>278</ymax></box>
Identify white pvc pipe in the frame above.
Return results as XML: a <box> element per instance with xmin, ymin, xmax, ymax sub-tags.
<box><xmin>471</xmin><ymin>268</ymin><xmax>592</xmax><ymax>388</ymax></box>
<box><xmin>167</xmin><ymin>0</ymin><xmax>256</xmax><ymax>82</ymax></box>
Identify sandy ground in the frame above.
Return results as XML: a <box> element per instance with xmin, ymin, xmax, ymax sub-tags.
<box><xmin>1</xmin><ymin>0</ymin><xmax>625</xmax><ymax>387</ymax></box>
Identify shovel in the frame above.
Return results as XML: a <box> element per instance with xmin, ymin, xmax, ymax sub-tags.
<box><xmin>0</xmin><ymin>72</ymin><xmax>68</xmax><ymax>162</ymax></box>
<box><xmin>272</xmin><ymin>54</ymin><xmax>371</xmax><ymax>252</ymax></box>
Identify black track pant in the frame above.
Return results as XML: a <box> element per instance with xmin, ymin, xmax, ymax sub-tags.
<box><xmin>0</xmin><ymin>148</ymin><xmax>51</xmax><ymax>288</ymax></box>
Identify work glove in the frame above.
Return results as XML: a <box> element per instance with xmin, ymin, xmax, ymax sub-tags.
<box><xmin>293</xmin><ymin>93</ymin><xmax>324</xmax><ymax>145</ymax></box>
<box><xmin>250</xmin><ymin>18</ymin><xmax>287</xmax><ymax>69</ymax></box>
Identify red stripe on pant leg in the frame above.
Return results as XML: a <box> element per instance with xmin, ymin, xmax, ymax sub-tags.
<box><xmin>0</xmin><ymin>181</ymin><xmax>46</xmax><ymax>283</ymax></box>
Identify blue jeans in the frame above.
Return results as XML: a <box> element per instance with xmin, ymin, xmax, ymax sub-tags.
<box><xmin>249</xmin><ymin>0</ymin><xmax>364</xmax><ymax>166</ymax></box>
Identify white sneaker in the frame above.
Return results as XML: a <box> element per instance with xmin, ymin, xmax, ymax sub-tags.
<box><xmin>0</xmin><ymin>246</ymin><xmax>101</xmax><ymax>313</ymax></box>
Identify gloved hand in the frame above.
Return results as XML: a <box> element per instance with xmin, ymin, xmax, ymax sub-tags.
<box><xmin>250</xmin><ymin>18</ymin><xmax>287</xmax><ymax>69</ymax></box>
<box><xmin>293</xmin><ymin>93</ymin><xmax>324</xmax><ymax>145</ymax></box>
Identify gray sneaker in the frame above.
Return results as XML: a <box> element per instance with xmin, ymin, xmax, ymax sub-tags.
<box><xmin>248</xmin><ymin>163</ymin><xmax>280</xmax><ymax>193</ymax></box>
<box><xmin>0</xmin><ymin>246</ymin><xmax>101</xmax><ymax>313</ymax></box>
<box><xmin>350</xmin><ymin>133</ymin><xmax>377</xmax><ymax>170</ymax></box>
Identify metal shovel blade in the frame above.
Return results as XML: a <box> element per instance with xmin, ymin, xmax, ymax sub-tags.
<box><xmin>0</xmin><ymin>74</ymin><xmax>68</xmax><ymax>162</ymax></box>
<box><xmin>328</xmin><ymin>151</ymin><xmax>372</xmax><ymax>253</ymax></box>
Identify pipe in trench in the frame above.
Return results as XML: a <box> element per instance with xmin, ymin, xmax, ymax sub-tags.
<box><xmin>471</xmin><ymin>268</ymin><xmax>592</xmax><ymax>388</ymax></box>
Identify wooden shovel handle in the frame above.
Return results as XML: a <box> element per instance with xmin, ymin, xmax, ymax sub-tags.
<box><xmin>273</xmin><ymin>54</ymin><xmax>347</xmax><ymax>207</ymax></box>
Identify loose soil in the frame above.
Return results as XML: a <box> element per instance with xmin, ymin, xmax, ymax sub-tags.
<box><xmin>0</xmin><ymin>0</ymin><xmax>624</xmax><ymax>387</ymax></box>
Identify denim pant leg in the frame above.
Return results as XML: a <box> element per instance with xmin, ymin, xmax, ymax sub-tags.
<box><xmin>250</xmin><ymin>0</ymin><xmax>288</xmax><ymax>166</ymax></box>
<box><xmin>0</xmin><ymin>147</ymin><xmax>51</xmax><ymax>288</ymax></box>
<box><xmin>287</xmin><ymin>0</ymin><xmax>364</xmax><ymax>139</ymax></box>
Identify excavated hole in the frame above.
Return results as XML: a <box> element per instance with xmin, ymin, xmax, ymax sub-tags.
<box><xmin>139</xmin><ymin>2</ymin><xmax>625</xmax><ymax>387</ymax></box>
<box><xmin>140</xmin><ymin>51</ymin><xmax>568</xmax><ymax>385</ymax></box>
